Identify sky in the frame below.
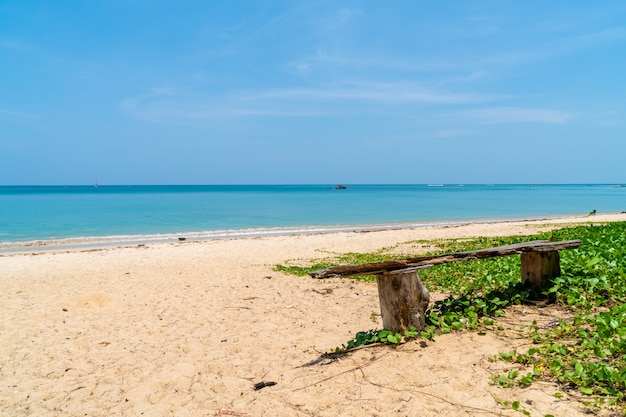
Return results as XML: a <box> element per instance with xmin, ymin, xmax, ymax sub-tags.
<box><xmin>1</xmin><ymin>1</ymin><xmax>625</xmax><ymax>185</ymax></box>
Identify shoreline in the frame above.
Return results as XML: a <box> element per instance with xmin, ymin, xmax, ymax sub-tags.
<box><xmin>2</xmin><ymin>212</ymin><xmax>623</xmax><ymax>254</ymax></box>
<box><xmin>2</xmin><ymin>212</ymin><xmax>624</xmax><ymax>256</ymax></box>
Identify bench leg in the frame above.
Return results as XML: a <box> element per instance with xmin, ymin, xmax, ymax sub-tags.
<box><xmin>376</xmin><ymin>269</ymin><xmax>430</xmax><ymax>333</ymax></box>
<box><xmin>521</xmin><ymin>250</ymin><xmax>561</xmax><ymax>288</ymax></box>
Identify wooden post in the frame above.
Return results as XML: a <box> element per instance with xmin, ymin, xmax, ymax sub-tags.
<box><xmin>376</xmin><ymin>267</ymin><xmax>430</xmax><ymax>333</ymax></box>
<box><xmin>521</xmin><ymin>250</ymin><xmax>561</xmax><ymax>288</ymax></box>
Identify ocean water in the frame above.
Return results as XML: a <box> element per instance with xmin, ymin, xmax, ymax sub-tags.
<box><xmin>1</xmin><ymin>184</ymin><xmax>625</xmax><ymax>243</ymax></box>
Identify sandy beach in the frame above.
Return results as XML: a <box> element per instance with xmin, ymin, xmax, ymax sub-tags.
<box><xmin>2</xmin><ymin>214</ymin><xmax>625</xmax><ymax>417</ymax></box>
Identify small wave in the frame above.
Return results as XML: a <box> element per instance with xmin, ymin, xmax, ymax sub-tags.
<box><xmin>0</xmin><ymin>222</ymin><xmax>448</xmax><ymax>252</ymax></box>
<box><xmin>1</xmin><ymin>215</ymin><xmax>588</xmax><ymax>254</ymax></box>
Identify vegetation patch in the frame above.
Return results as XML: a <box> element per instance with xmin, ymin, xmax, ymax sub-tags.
<box><xmin>275</xmin><ymin>222</ymin><xmax>626</xmax><ymax>411</ymax></box>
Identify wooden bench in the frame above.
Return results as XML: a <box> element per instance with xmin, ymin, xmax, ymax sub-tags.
<box><xmin>309</xmin><ymin>240</ymin><xmax>581</xmax><ymax>333</ymax></box>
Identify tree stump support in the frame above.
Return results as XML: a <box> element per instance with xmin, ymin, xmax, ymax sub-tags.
<box><xmin>376</xmin><ymin>266</ymin><xmax>431</xmax><ymax>333</ymax></box>
<box><xmin>521</xmin><ymin>250</ymin><xmax>561</xmax><ymax>288</ymax></box>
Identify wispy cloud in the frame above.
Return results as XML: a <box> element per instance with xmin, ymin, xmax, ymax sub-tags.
<box><xmin>1</xmin><ymin>38</ymin><xmax>19</xmax><ymax>49</ymax></box>
<box><xmin>580</xmin><ymin>110</ymin><xmax>624</xmax><ymax>127</ymax></box>
<box><xmin>119</xmin><ymin>87</ymin><xmax>326</xmax><ymax>124</ymax></box>
<box><xmin>476</xmin><ymin>26</ymin><xmax>626</xmax><ymax>69</ymax></box>
<box><xmin>119</xmin><ymin>81</ymin><xmax>506</xmax><ymax>125</ymax></box>
<box><xmin>310</xmin><ymin>47</ymin><xmax>459</xmax><ymax>73</ymax></box>
<box><xmin>456</xmin><ymin>107</ymin><xmax>573</xmax><ymax>124</ymax></box>
<box><xmin>237</xmin><ymin>82</ymin><xmax>505</xmax><ymax>105</ymax></box>
<box><xmin>573</xmin><ymin>26</ymin><xmax>626</xmax><ymax>45</ymax></box>
<box><xmin>296</xmin><ymin>10</ymin><xmax>626</xmax><ymax>83</ymax></box>
<box><xmin>318</xmin><ymin>7</ymin><xmax>362</xmax><ymax>33</ymax></box>
<box><xmin>0</xmin><ymin>108</ymin><xmax>39</xmax><ymax>119</ymax></box>
<box><xmin>428</xmin><ymin>129</ymin><xmax>469</xmax><ymax>138</ymax></box>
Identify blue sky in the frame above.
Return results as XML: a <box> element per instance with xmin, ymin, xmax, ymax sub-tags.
<box><xmin>1</xmin><ymin>1</ymin><xmax>625</xmax><ymax>185</ymax></box>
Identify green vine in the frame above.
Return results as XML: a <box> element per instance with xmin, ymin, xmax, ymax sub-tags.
<box><xmin>276</xmin><ymin>221</ymin><xmax>626</xmax><ymax>411</ymax></box>
<box><xmin>333</xmin><ymin>327</ymin><xmax>419</xmax><ymax>352</ymax></box>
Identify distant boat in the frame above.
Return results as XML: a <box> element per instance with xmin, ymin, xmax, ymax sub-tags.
<box><xmin>335</xmin><ymin>185</ymin><xmax>347</xmax><ymax>189</ymax></box>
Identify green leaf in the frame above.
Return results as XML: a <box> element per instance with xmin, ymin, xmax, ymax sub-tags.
<box><xmin>575</xmin><ymin>361</ymin><xmax>584</xmax><ymax>375</ymax></box>
<box><xmin>586</xmin><ymin>257</ymin><xmax>601</xmax><ymax>267</ymax></box>
<box><xmin>520</xmin><ymin>373</ymin><xmax>534</xmax><ymax>386</ymax></box>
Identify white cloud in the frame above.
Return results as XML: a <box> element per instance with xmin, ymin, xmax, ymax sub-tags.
<box><xmin>574</xmin><ymin>27</ymin><xmax>626</xmax><ymax>45</ymax></box>
<box><xmin>118</xmin><ymin>87</ymin><xmax>327</xmax><ymax>124</ymax></box>
<box><xmin>428</xmin><ymin>129</ymin><xmax>468</xmax><ymax>138</ymax></box>
<box><xmin>238</xmin><ymin>82</ymin><xmax>504</xmax><ymax>105</ymax></box>
<box><xmin>320</xmin><ymin>7</ymin><xmax>361</xmax><ymax>32</ymax></box>
<box><xmin>288</xmin><ymin>61</ymin><xmax>310</xmax><ymax>75</ymax></box>
<box><xmin>119</xmin><ymin>80</ymin><xmax>507</xmax><ymax>125</ymax></box>
<box><xmin>0</xmin><ymin>108</ymin><xmax>39</xmax><ymax>119</ymax></box>
<box><xmin>457</xmin><ymin>107</ymin><xmax>573</xmax><ymax>124</ymax></box>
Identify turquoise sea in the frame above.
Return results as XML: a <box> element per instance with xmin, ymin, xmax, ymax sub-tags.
<box><xmin>1</xmin><ymin>184</ymin><xmax>625</xmax><ymax>244</ymax></box>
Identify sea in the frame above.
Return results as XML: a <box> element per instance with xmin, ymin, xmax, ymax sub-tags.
<box><xmin>1</xmin><ymin>184</ymin><xmax>625</xmax><ymax>246</ymax></box>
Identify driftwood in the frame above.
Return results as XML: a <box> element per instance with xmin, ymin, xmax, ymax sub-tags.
<box><xmin>309</xmin><ymin>240</ymin><xmax>582</xmax><ymax>333</ymax></box>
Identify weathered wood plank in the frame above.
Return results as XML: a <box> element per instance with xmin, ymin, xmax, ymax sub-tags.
<box><xmin>309</xmin><ymin>239</ymin><xmax>581</xmax><ymax>279</ymax></box>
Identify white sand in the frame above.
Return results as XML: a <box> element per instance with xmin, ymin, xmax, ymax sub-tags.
<box><xmin>2</xmin><ymin>214</ymin><xmax>624</xmax><ymax>416</ymax></box>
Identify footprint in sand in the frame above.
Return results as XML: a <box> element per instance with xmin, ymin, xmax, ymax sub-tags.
<box><xmin>67</xmin><ymin>292</ymin><xmax>117</xmax><ymax>311</ymax></box>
